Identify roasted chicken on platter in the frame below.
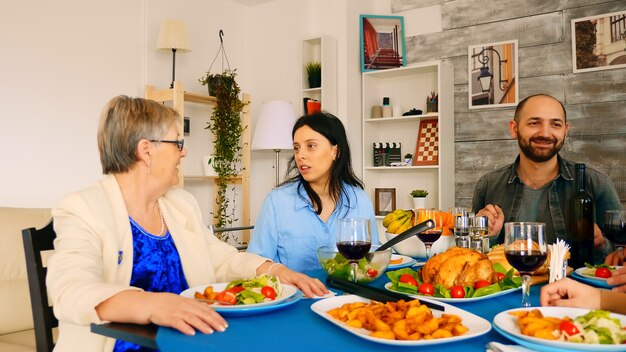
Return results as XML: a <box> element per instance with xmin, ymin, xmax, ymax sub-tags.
<box><xmin>420</xmin><ymin>247</ymin><xmax>495</xmax><ymax>289</ymax></box>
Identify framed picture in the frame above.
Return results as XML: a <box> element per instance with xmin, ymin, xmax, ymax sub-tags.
<box><xmin>360</xmin><ymin>15</ymin><xmax>406</xmax><ymax>72</ymax></box>
<box><xmin>571</xmin><ymin>11</ymin><xmax>626</xmax><ymax>73</ymax></box>
<box><xmin>374</xmin><ymin>188</ymin><xmax>396</xmax><ymax>216</ymax></box>
<box><xmin>468</xmin><ymin>40</ymin><xmax>518</xmax><ymax>109</ymax></box>
<box><xmin>413</xmin><ymin>118</ymin><xmax>438</xmax><ymax>166</ymax></box>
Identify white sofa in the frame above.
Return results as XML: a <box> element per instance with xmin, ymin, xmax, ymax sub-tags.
<box><xmin>0</xmin><ymin>207</ymin><xmax>52</xmax><ymax>352</ymax></box>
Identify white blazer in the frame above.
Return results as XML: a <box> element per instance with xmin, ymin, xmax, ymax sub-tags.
<box><xmin>47</xmin><ymin>175</ymin><xmax>266</xmax><ymax>352</ymax></box>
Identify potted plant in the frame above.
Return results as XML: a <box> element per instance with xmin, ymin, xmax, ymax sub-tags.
<box><xmin>199</xmin><ymin>69</ymin><xmax>245</xmax><ymax>243</ymax></box>
<box><xmin>410</xmin><ymin>189</ymin><xmax>428</xmax><ymax>209</ymax></box>
<box><xmin>305</xmin><ymin>62</ymin><xmax>321</xmax><ymax>88</ymax></box>
<box><xmin>404</xmin><ymin>153</ymin><xmax>413</xmax><ymax>165</ymax></box>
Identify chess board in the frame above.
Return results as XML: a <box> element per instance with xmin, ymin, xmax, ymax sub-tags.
<box><xmin>413</xmin><ymin>119</ymin><xmax>439</xmax><ymax>166</ymax></box>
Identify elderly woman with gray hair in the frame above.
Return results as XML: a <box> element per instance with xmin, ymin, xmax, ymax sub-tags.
<box><xmin>47</xmin><ymin>95</ymin><xmax>327</xmax><ymax>352</ymax></box>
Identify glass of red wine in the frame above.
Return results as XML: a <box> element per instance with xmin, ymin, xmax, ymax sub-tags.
<box><xmin>336</xmin><ymin>218</ymin><xmax>372</xmax><ymax>282</ymax></box>
<box><xmin>504</xmin><ymin>222</ymin><xmax>547</xmax><ymax>307</ymax></box>
<box><xmin>605</xmin><ymin>210</ymin><xmax>626</xmax><ymax>261</ymax></box>
<box><xmin>417</xmin><ymin>209</ymin><xmax>443</xmax><ymax>259</ymax></box>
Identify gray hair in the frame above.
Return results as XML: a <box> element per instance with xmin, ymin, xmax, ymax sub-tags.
<box><xmin>97</xmin><ymin>95</ymin><xmax>180</xmax><ymax>174</ymax></box>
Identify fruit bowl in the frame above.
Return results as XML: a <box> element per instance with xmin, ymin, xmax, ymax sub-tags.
<box><xmin>317</xmin><ymin>245</ymin><xmax>391</xmax><ymax>283</ymax></box>
<box><xmin>384</xmin><ymin>232</ymin><xmax>455</xmax><ymax>258</ymax></box>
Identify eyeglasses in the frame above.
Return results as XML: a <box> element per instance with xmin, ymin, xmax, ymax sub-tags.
<box><xmin>149</xmin><ymin>139</ymin><xmax>185</xmax><ymax>151</ymax></box>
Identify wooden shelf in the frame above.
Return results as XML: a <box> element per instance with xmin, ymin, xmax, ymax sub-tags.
<box><xmin>145</xmin><ymin>81</ymin><xmax>251</xmax><ymax>242</ymax></box>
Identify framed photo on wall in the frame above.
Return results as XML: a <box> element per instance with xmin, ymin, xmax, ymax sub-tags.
<box><xmin>360</xmin><ymin>15</ymin><xmax>406</xmax><ymax>72</ymax></box>
<box><xmin>374</xmin><ymin>188</ymin><xmax>396</xmax><ymax>216</ymax></box>
<box><xmin>468</xmin><ymin>40</ymin><xmax>518</xmax><ymax>109</ymax></box>
<box><xmin>571</xmin><ymin>11</ymin><xmax>626</xmax><ymax>73</ymax></box>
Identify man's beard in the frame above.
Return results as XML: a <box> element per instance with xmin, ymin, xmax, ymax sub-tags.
<box><xmin>518</xmin><ymin>135</ymin><xmax>564</xmax><ymax>163</ymax></box>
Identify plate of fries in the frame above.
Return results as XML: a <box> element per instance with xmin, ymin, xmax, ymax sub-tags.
<box><xmin>310</xmin><ymin>294</ymin><xmax>491</xmax><ymax>345</ymax></box>
<box><xmin>388</xmin><ymin>254</ymin><xmax>417</xmax><ymax>270</ymax></box>
<box><xmin>493</xmin><ymin>307</ymin><xmax>626</xmax><ymax>351</ymax></box>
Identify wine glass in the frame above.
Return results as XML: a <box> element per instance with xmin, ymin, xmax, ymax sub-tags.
<box><xmin>504</xmin><ymin>222</ymin><xmax>548</xmax><ymax>307</ymax></box>
<box><xmin>417</xmin><ymin>209</ymin><xmax>443</xmax><ymax>259</ymax></box>
<box><xmin>336</xmin><ymin>218</ymin><xmax>372</xmax><ymax>283</ymax></box>
<box><xmin>604</xmin><ymin>210</ymin><xmax>626</xmax><ymax>260</ymax></box>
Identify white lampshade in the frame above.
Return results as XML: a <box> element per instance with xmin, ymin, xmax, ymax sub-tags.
<box><xmin>156</xmin><ymin>20</ymin><xmax>192</xmax><ymax>51</ymax></box>
<box><xmin>252</xmin><ymin>101</ymin><xmax>297</xmax><ymax>151</ymax></box>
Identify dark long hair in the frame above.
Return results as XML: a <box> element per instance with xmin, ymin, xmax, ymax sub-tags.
<box><xmin>283</xmin><ymin>112</ymin><xmax>364</xmax><ymax>215</ymax></box>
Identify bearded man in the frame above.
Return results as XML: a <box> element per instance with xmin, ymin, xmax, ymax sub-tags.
<box><xmin>471</xmin><ymin>94</ymin><xmax>621</xmax><ymax>263</ymax></box>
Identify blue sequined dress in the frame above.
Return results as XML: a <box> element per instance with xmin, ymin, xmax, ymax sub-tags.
<box><xmin>113</xmin><ymin>218</ymin><xmax>189</xmax><ymax>352</ymax></box>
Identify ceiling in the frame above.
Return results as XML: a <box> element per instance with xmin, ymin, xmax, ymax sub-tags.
<box><xmin>231</xmin><ymin>0</ymin><xmax>275</xmax><ymax>6</ymax></box>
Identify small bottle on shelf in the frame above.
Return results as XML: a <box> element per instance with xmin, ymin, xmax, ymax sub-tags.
<box><xmin>567</xmin><ymin>163</ymin><xmax>594</xmax><ymax>268</ymax></box>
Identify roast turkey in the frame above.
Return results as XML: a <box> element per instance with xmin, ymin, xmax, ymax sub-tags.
<box><xmin>420</xmin><ymin>247</ymin><xmax>495</xmax><ymax>289</ymax></box>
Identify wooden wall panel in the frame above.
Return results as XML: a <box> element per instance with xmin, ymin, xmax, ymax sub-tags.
<box><xmin>395</xmin><ymin>0</ymin><xmax>626</xmax><ymax>208</ymax></box>
<box><xmin>442</xmin><ymin>0</ymin><xmax>615</xmax><ymax>29</ymax></box>
<box><xmin>406</xmin><ymin>12</ymin><xmax>563</xmax><ymax>63</ymax></box>
<box><xmin>566</xmin><ymin>102</ymin><xmax>626</xmax><ymax>136</ymax></box>
<box><xmin>565</xmin><ymin>70</ymin><xmax>626</xmax><ymax>104</ymax></box>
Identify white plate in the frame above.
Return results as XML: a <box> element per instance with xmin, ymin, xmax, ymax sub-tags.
<box><xmin>387</xmin><ymin>254</ymin><xmax>417</xmax><ymax>270</ymax></box>
<box><xmin>310</xmin><ymin>294</ymin><xmax>491</xmax><ymax>346</ymax></box>
<box><xmin>493</xmin><ymin>306</ymin><xmax>626</xmax><ymax>351</ymax></box>
<box><xmin>180</xmin><ymin>283</ymin><xmax>298</xmax><ymax>310</ymax></box>
<box><xmin>572</xmin><ymin>266</ymin><xmax>621</xmax><ymax>289</ymax></box>
<box><xmin>384</xmin><ymin>282</ymin><xmax>521</xmax><ymax>303</ymax></box>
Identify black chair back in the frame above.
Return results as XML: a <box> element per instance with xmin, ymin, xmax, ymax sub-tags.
<box><xmin>22</xmin><ymin>220</ymin><xmax>58</xmax><ymax>352</ymax></box>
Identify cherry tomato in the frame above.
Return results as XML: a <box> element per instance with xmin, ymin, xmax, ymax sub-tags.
<box><xmin>418</xmin><ymin>283</ymin><xmax>434</xmax><ymax>296</ymax></box>
<box><xmin>367</xmin><ymin>268</ymin><xmax>378</xmax><ymax>277</ymax></box>
<box><xmin>214</xmin><ymin>290</ymin><xmax>237</xmax><ymax>305</ymax></box>
<box><xmin>474</xmin><ymin>280</ymin><xmax>491</xmax><ymax>289</ymax></box>
<box><xmin>450</xmin><ymin>285</ymin><xmax>465</xmax><ymax>298</ymax></box>
<box><xmin>495</xmin><ymin>272</ymin><xmax>505</xmax><ymax>281</ymax></box>
<box><xmin>595</xmin><ymin>267</ymin><xmax>612</xmax><ymax>278</ymax></box>
<box><xmin>226</xmin><ymin>286</ymin><xmax>245</xmax><ymax>294</ymax></box>
<box><xmin>261</xmin><ymin>286</ymin><xmax>277</xmax><ymax>300</ymax></box>
<box><xmin>399</xmin><ymin>274</ymin><xmax>418</xmax><ymax>287</ymax></box>
<box><xmin>560</xmin><ymin>320</ymin><xmax>580</xmax><ymax>336</ymax></box>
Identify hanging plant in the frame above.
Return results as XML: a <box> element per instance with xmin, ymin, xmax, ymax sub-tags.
<box><xmin>199</xmin><ymin>69</ymin><xmax>244</xmax><ymax>242</ymax></box>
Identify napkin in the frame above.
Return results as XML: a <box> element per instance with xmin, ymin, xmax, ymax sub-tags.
<box><xmin>548</xmin><ymin>239</ymin><xmax>571</xmax><ymax>283</ymax></box>
<box><xmin>486</xmin><ymin>342</ymin><xmax>535</xmax><ymax>352</ymax></box>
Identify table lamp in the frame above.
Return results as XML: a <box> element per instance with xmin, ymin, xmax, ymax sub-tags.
<box><xmin>156</xmin><ymin>19</ymin><xmax>192</xmax><ymax>88</ymax></box>
<box><xmin>252</xmin><ymin>101</ymin><xmax>297</xmax><ymax>187</ymax></box>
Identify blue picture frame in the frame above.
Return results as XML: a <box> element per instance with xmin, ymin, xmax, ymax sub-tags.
<box><xmin>360</xmin><ymin>14</ymin><xmax>406</xmax><ymax>72</ymax></box>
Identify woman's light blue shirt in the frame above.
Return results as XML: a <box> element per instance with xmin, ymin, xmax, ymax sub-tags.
<box><xmin>247</xmin><ymin>181</ymin><xmax>379</xmax><ymax>272</ymax></box>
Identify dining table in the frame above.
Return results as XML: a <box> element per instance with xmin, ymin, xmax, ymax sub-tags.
<box><xmin>90</xmin><ymin>266</ymin><xmax>550</xmax><ymax>351</ymax></box>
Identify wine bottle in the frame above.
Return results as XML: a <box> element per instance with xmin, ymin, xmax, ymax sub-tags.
<box><xmin>568</xmin><ymin>163</ymin><xmax>594</xmax><ymax>268</ymax></box>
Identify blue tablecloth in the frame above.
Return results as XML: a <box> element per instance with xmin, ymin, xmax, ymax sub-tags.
<box><xmin>156</xmin><ymin>269</ymin><xmax>543</xmax><ymax>351</ymax></box>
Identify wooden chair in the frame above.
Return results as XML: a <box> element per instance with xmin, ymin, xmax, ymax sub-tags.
<box><xmin>22</xmin><ymin>221</ymin><xmax>58</xmax><ymax>352</ymax></box>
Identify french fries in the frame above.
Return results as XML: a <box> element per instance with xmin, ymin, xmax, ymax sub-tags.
<box><xmin>510</xmin><ymin>309</ymin><xmax>563</xmax><ymax>340</ymax></box>
<box><xmin>327</xmin><ymin>299</ymin><xmax>469</xmax><ymax>340</ymax></box>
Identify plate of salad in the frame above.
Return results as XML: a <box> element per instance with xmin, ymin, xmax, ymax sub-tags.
<box><xmin>180</xmin><ymin>274</ymin><xmax>301</xmax><ymax>313</ymax></box>
<box><xmin>493</xmin><ymin>307</ymin><xmax>626</xmax><ymax>351</ymax></box>
<box><xmin>384</xmin><ymin>264</ymin><xmax>522</xmax><ymax>303</ymax></box>
<box><xmin>572</xmin><ymin>264</ymin><xmax>621</xmax><ymax>289</ymax></box>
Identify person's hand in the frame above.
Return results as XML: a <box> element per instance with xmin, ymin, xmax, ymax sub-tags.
<box><xmin>607</xmin><ymin>266</ymin><xmax>626</xmax><ymax>293</ymax></box>
<box><xmin>593</xmin><ymin>223</ymin><xmax>605</xmax><ymax>248</ymax></box>
<box><xmin>476</xmin><ymin>204</ymin><xmax>504</xmax><ymax>236</ymax></box>
<box><xmin>605</xmin><ymin>247</ymin><xmax>625</xmax><ymax>266</ymax></box>
<box><xmin>540</xmin><ymin>278</ymin><xmax>601</xmax><ymax>309</ymax></box>
<box><xmin>144</xmin><ymin>293</ymin><xmax>228</xmax><ymax>335</ymax></box>
<box><xmin>273</xmin><ymin>265</ymin><xmax>329</xmax><ymax>298</ymax></box>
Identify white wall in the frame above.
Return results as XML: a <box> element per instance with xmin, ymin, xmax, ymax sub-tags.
<box><xmin>0</xmin><ymin>0</ymin><xmax>442</xmax><ymax>230</ymax></box>
<box><xmin>0</xmin><ymin>0</ymin><xmax>145</xmax><ymax>208</ymax></box>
